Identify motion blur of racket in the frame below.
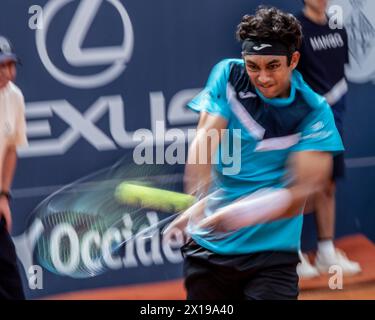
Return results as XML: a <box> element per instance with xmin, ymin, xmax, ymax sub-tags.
<box><xmin>26</xmin><ymin>155</ymin><xmax>292</xmax><ymax>279</ymax></box>
<box><xmin>26</xmin><ymin>157</ymin><xmax>197</xmax><ymax>279</ymax></box>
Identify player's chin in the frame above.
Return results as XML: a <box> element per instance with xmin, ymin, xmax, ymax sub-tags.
<box><xmin>257</xmin><ymin>86</ymin><xmax>278</xmax><ymax>99</ymax></box>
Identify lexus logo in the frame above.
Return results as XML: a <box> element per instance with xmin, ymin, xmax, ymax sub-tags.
<box><xmin>35</xmin><ymin>0</ymin><xmax>134</xmax><ymax>89</ymax></box>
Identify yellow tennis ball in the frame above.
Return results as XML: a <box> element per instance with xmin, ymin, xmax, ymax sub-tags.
<box><xmin>115</xmin><ymin>183</ymin><xmax>195</xmax><ymax>212</ymax></box>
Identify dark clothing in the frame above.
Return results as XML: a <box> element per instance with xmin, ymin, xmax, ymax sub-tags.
<box><xmin>0</xmin><ymin>217</ymin><xmax>25</xmax><ymax>300</ymax></box>
<box><xmin>297</xmin><ymin>12</ymin><xmax>349</xmax><ymax>99</ymax></box>
<box><xmin>332</xmin><ymin>111</ymin><xmax>345</xmax><ymax>179</ymax></box>
<box><xmin>297</xmin><ymin>12</ymin><xmax>349</xmax><ymax>179</ymax></box>
<box><xmin>181</xmin><ymin>240</ymin><xmax>300</xmax><ymax>300</ymax></box>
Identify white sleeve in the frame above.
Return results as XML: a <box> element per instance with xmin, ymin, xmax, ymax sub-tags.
<box><xmin>13</xmin><ymin>91</ymin><xmax>28</xmax><ymax>147</ymax></box>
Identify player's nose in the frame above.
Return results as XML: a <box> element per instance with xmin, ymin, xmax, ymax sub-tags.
<box><xmin>257</xmin><ymin>73</ymin><xmax>273</xmax><ymax>86</ymax></box>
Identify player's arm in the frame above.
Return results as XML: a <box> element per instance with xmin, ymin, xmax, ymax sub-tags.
<box><xmin>198</xmin><ymin>150</ymin><xmax>333</xmax><ymax>231</ymax></box>
<box><xmin>163</xmin><ymin>112</ymin><xmax>227</xmax><ymax>236</ymax></box>
<box><xmin>0</xmin><ymin>145</ymin><xmax>18</xmax><ymax>232</ymax></box>
<box><xmin>164</xmin><ymin>60</ymin><xmax>232</xmax><ymax>236</ymax></box>
<box><xmin>2</xmin><ymin>145</ymin><xmax>17</xmax><ymax>192</ymax></box>
<box><xmin>184</xmin><ymin>111</ymin><xmax>228</xmax><ymax>196</ymax></box>
<box><xmin>0</xmin><ymin>92</ymin><xmax>27</xmax><ymax>232</ymax></box>
<box><xmin>183</xmin><ymin>59</ymin><xmax>231</xmax><ymax>196</ymax></box>
<box><xmin>281</xmin><ymin>150</ymin><xmax>332</xmax><ymax>218</ymax></box>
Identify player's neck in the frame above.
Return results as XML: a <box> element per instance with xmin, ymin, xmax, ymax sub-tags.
<box><xmin>278</xmin><ymin>85</ymin><xmax>291</xmax><ymax>99</ymax></box>
<box><xmin>303</xmin><ymin>7</ymin><xmax>327</xmax><ymax>25</ymax></box>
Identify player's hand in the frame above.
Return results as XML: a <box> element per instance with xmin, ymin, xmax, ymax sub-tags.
<box><xmin>197</xmin><ymin>209</ymin><xmax>227</xmax><ymax>231</ymax></box>
<box><xmin>163</xmin><ymin>195</ymin><xmax>208</xmax><ymax>238</ymax></box>
<box><xmin>163</xmin><ymin>214</ymin><xmax>189</xmax><ymax>237</ymax></box>
<box><xmin>0</xmin><ymin>196</ymin><xmax>12</xmax><ymax>233</ymax></box>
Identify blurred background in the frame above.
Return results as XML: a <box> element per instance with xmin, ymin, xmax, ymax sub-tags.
<box><xmin>1</xmin><ymin>0</ymin><xmax>374</xmax><ymax>299</ymax></box>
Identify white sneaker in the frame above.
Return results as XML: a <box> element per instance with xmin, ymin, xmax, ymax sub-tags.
<box><xmin>297</xmin><ymin>251</ymin><xmax>320</xmax><ymax>279</ymax></box>
<box><xmin>315</xmin><ymin>248</ymin><xmax>362</xmax><ymax>275</ymax></box>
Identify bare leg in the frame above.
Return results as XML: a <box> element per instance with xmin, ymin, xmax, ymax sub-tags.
<box><xmin>313</xmin><ymin>181</ymin><xmax>362</xmax><ymax>274</ymax></box>
<box><xmin>314</xmin><ymin>181</ymin><xmax>336</xmax><ymax>240</ymax></box>
<box><xmin>297</xmin><ymin>181</ymin><xmax>335</xmax><ymax>279</ymax></box>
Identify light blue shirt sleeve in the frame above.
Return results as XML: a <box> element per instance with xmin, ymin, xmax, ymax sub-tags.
<box><xmin>292</xmin><ymin>102</ymin><xmax>344</xmax><ymax>154</ymax></box>
<box><xmin>187</xmin><ymin>59</ymin><xmax>232</xmax><ymax>120</ymax></box>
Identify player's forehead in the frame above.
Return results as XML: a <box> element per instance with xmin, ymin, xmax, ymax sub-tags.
<box><xmin>243</xmin><ymin>55</ymin><xmax>286</xmax><ymax>66</ymax></box>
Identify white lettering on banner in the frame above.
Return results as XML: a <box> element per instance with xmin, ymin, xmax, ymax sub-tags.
<box><xmin>81</xmin><ymin>231</ymin><xmax>103</xmax><ymax>272</ymax></box>
<box><xmin>168</xmin><ymin>89</ymin><xmax>203</xmax><ymax>125</ymax></box>
<box><xmin>30</xmin><ymin>0</ymin><xmax>202</xmax><ymax>158</ymax></box>
<box><xmin>36</xmin><ymin>0</ymin><xmax>134</xmax><ymax>88</ymax></box>
<box><xmin>19</xmin><ymin>90</ymin><xmax>200</xmax><ymax>158</ymax></box>
<box><xmin>50</xmin><ymin>223</ymin><xmax>81</xmax><ymax>275</ymax></box>
<box><xmin>101</xmin><ymin>228</ymin><xmax>123</xmax><ymax>270</ymax></box>
<box><xmin>135</xmin><ymin>213</ymin><xmax>164</xmax><ymax>266</ymax></box>
<box><xmin>13</xmin><ymin>219</ymin><xmax>45</xmax><ymax>277</ymax></box>
<box><xmin>13</xmin><ymin>213</ymin><xmax>185</xmax><ymax>278</ymax></box>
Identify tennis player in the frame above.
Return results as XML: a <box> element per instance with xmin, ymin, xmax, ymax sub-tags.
<box><xmin>180</xmin><ymin>7</ymin><xmax>344</xmax><ymax>300</ymax></box>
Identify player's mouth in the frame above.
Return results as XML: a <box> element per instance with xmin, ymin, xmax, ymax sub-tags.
<box><xmin>256</xmin><ymin>84</ymin><xmax>275</xmax><ymax>93</ymax></box>
<box><xmin>257</xmin><ymin>83</ymin><xmax>274</xmax><ymax>89</ymax></box>
<box><xmin>256</xmin><ymin>84</ymin><xmax>280</xmax><ymax>98</ymax></box>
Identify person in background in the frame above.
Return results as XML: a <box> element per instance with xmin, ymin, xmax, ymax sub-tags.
<box><xmin>0</xmin><ymin>36</ymin><xmax>28</xmax><ymax>299</ymax></box>
<box><xmin>296</xmin><ymin>0</ymin><xmax>361</xmax><ymax>278</ymax></box>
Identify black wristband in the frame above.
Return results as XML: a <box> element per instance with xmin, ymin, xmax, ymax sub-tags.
<box><xmin>0</xmin><ymin>190</ymin><xmax>12</xmax><ymax>201</ymax></box>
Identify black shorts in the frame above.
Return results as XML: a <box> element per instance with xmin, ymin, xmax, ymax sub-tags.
<box><xmin>332</xmin><ymin>116</ymin><xmax>345</xmax><ymax>180</ymax></box>
<box><xmin>181</xmin><ymin>240</ymin><xmax>299</xmax><ymax>300</ymax></box>
<box><xmin>332</xmin><ymin>152</ymin><xmax>345</xmax><ymax>180</ymax></box>
<box><xmin>0</xmin><ymin>218</ymin><xmax>25</xmax><ymax>300</ymax></box>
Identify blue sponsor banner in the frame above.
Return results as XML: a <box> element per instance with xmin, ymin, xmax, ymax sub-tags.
<box><xmin>0</xmin><ymin>0</ymin><xmax>373</xmax><ymax>298</ymax></box>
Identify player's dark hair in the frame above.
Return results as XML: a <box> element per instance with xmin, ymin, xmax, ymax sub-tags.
<box><xmin>236</xmin><ymin>6</ymin><xmax>302</xmax><ymax>65</ymax></box>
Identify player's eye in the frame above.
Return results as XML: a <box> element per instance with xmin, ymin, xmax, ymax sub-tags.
<box><xmin>246</xmin><ymin>64</ymin><xmax>259</xmax><ymax>72</ymax></box>
<box><xmin>268</xmin><ymin>64</ymin><xmax>280</xmax><ymax>70</ymax></box>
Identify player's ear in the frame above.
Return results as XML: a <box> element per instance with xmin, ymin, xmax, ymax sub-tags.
<box><xmin>289</xmin><ymin>51</ymin><xmax>300</xmax><ymax>70</ymax></box>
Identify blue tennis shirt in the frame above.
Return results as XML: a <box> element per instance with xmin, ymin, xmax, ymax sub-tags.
<box><xmin>187</xmin><ymin>59</ymin><xmax>344</xmax><ymax>255</ymax></box>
